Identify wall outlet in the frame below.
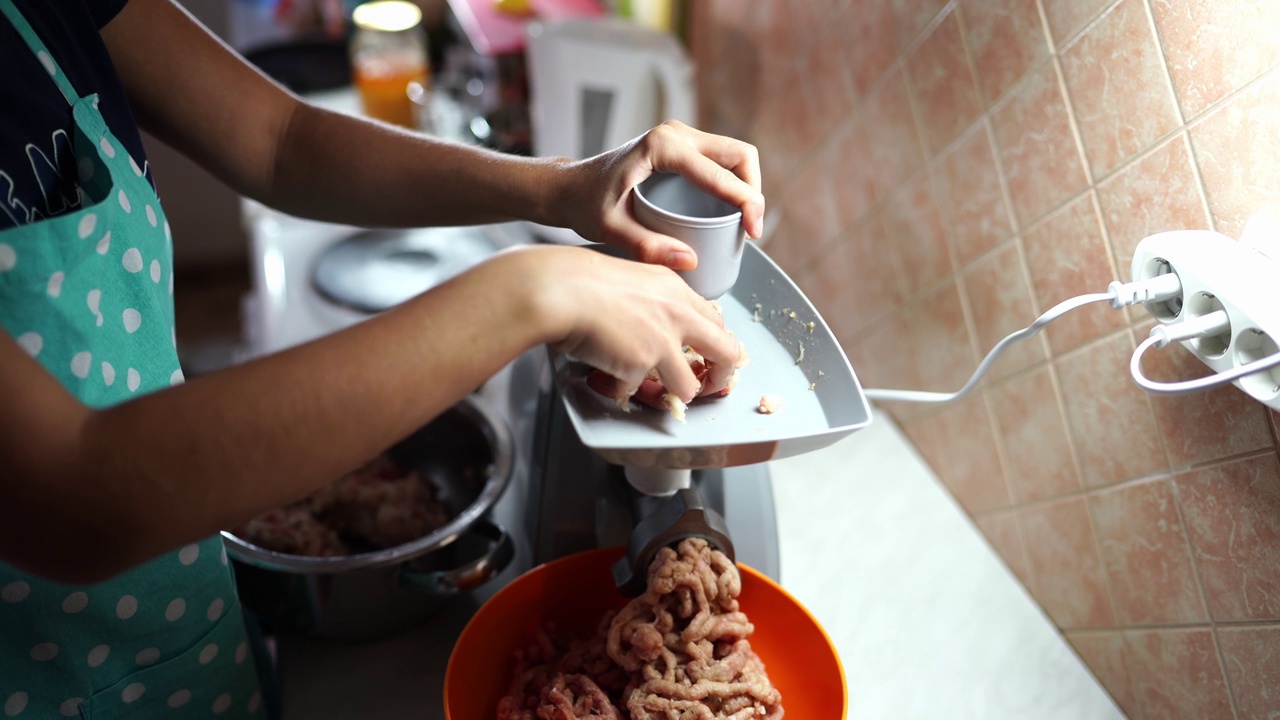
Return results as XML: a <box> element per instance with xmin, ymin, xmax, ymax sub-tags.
<box><xmin>1131</xmin><ymin>213</ymin><xmax>1280</xmax><ymax>410</ymax></box>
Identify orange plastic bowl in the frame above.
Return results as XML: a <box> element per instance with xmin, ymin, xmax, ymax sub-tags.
<box><xmin>444</xmin><ymin>547</ymin><xmax>847</xmax><ymax>719</ymax></box>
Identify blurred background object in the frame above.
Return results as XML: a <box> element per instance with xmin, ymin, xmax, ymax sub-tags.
<box><xmin>350</xmin><ymin>0</ymin><xmax>429</xmax><ymax>127</ymax></box>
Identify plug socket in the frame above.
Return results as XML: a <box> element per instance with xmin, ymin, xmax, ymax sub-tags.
<box><xmin>1131</xmin><ymin>215</ymin><xmax>1280</xmax><ymax>409</ymax></box>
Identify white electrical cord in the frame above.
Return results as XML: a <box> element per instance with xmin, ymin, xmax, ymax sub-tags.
<box><xmin>863</xmin><ymin>274</ymin><xmax>1184</xmax><ymax>404</ymax></box>
<box><xmin>1130</xmin><ymin>311</ymin><xmax>1280</xmax><ymax>394</ymax></box>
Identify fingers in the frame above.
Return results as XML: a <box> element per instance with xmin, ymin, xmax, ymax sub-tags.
<box><xmin>612</xmin><ymin>216</ymin><xmax>698</xmax><ymax>270</ymax></box>
<box><xmin>645</xmin><ymin>122</ymin><xmax>766</xmax><ymax>240</ymax></box>
<box><xmin>651</xmin><ymin>344</ymin><xmax>701</xmax><ymax>403</ymax></box>
<box><xmin>689</xmin><ymin>326</ymin><xmax>739</xmax><ymax>397</ymax></box>
<box><xmin>666</xmin><ymin>121</ymin><xmax>762</xmax><ymax>192</ymax></box>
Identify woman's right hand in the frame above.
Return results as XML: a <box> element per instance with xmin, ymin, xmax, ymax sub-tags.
<box><xmin>505</xmin><ymin>245</ymin><xmax>740</xmax><ymax>403</ymax></box>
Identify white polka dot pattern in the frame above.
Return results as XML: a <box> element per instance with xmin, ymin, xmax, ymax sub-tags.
<box><xmin>102</xmin><ymin>361</ymin><xmax>115</xmax><ymax>386</ymax></box>
<box><xmin>178</xmin><ymin>544</ymin><xmax>200</xmax><ymax>565</ymax></box>
<box><xmin>61</xmin><ymin>592</ymin><xmax>88</xmax><ymax>614</ymax></box>
<box><xmin>234</xmin><ymin>642</ymin><xmax>248</xmax><ymax>665</ymax></box>
<box><xmin>122</xmin><ymin>308</ymin><xmax>141</xmax><ymax>333</ymax></box>
<box><xmin>207</xmin><ymin>598</ymin><xmax>225</xmax><ymax>621</ymax></box>
<box><xmin>1</xmin><ymin>581</ymin><xmax>29</xmax><ymax>603</ymax></box>
<box><xmin>70</xmin><ymin>351</ymin><xmax>91</xmax><ymax>379</ymax></box>
<box><xmin>57</xmin><ymin>698</ymin><xmax>82</xmax><ymax>717</ymax></box>
<box><xmin>95</xmin><ymin>231</ymin><xmax>111</xmax><ymax>255</ymax></box>
<box><xmin>3</xmin><ymin>692</ymin><xmax>27</xmax><ymax>717</ymax></box>
<box><xmin>135</xmin><ymin>647</ymin><xmax>160</xmax><ymax>666</ymax></box>
<box><xmin>165</xmin><ymin>598</ymin><xmax>186</xmax><ymax>622</ymax></box>
<box><xmin>116</xmin><ymin>595</ymin><xmax>137</xmax><ymax>620</ymax></box>
<box><xmin>29</xmin><ymin>643</ymin><xmax>58</xmax><ymax>662</ymax></box>
<box><xmin>77</xmin><ymin>214</ymin><xmax>96</xmax><ymax>239</ymax></box>
<box><xmin>120</xmin><ymin>682</ymin><xmax>144</xmax><ymax>703</ymax></box>
<box><xmin>127</xmin><ymin>368</ymin><xmax>141</xmax><ymax>392</ymax></box>
<box><xmin>36</xmin><ymin>49</ymin><xmax>54</xmax><ymax>75</ymax></box>
<box><xmin>46</xmin><ymin>271</ymin><xmax>63</xmax><ymax>297</ymax></box>
<box><xmin>117</xmin><ymin>188</ymin><xmax>131</xmax><ymax>213</ymax></box>
<box><xmin>99</xmin><ymin>136</ymin><xmax>115</xmax><ymax>159</ymax></box>
<box><xmin>15</xmin><ymin>333</ymin><xmax>41</xmax><ymax>357</ymax></box>
<box><xmin>122</xmin><ymin>248</ymin><xmax>142</xmax><ymax>273</ymax></box>
<box><xmin>0</xmin><ymin>243</ymin><xmax>15</xmax><ymax>272</ymax></box>
<box><xmin>198</xmin><ymin>643</ymin><xmax>218</xmax><ymax>665</ymax></box>
<box><xmin>167</xmin><ymin>689</ymin><xmax>192</xmax><ymax>709</ymax></box>
<box><xmin>212</xmin><ymin>693</ymin><xmax>232</xmax><ymax>714</ymax></box>
<box><xmin>86</xmin><ymin>645</ymin><xmax>109</xmax><ymax>668</ymax></box>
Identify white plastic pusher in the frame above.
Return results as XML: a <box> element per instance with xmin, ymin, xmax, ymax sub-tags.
<box><xmin>1129</xmin><ymin>212</ymin><xmax>1280</xmax><ymax>409</ymax></box>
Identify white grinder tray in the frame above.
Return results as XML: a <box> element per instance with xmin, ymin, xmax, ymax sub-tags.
<box><xmin>552</xmin><ymin>242</ymin><xmax>872</xmax><ymax>469</ymax></box>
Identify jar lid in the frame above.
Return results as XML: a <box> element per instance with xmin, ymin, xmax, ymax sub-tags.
<box><xmin>352</xmin><ymin>0</ymin><xmax>422</xmax><ymax>32</ymax></box>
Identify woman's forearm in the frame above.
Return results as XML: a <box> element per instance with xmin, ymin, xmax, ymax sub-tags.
<box><xmin>262</xmin><ymin>101</ymin><xmax>573</xmax><ymax>229</ymax></box>
<box><xmin>1</xmin><ymin>249</ymin><xmax>552</xmax><ymax>583</ymax></box>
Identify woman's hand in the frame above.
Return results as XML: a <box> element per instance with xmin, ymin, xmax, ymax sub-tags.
<box><xmin>508</xmin><ymin>245</ymin><xmax>740</xmax><ymax>402</ymax></box>
<box><xmin>555</xmin><ymin>121</ymin><xmax>765</xmax><ymax>270</ymax></box>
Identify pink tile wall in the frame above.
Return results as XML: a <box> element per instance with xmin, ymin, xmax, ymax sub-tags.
<box><xmin>689</xmin><ymin>0</ymin><xmax>1280</xmax><ymax>716</ymax></box>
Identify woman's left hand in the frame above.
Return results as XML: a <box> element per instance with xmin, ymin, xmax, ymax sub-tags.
<box><xmin>555</xmin><ymin>120</ymin><xmax>765</xmax><ymax>270</ymax></box>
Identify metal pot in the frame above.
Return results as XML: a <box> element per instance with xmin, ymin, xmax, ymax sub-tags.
<box><xmin>221</xmin><ymin>397</ymin><xmax>516</xmax><ymax>640</ymax></box>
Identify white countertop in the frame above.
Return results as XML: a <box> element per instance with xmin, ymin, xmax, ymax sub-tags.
<box><xmin>275</xmin><ymin>408</ymin><xmax>1122</xmax><ymax>719</ymax></box>
<box><xmin>769</xmin><ymin>410</ymin><xmax>1122</xmax><ymax>720</ymax></box>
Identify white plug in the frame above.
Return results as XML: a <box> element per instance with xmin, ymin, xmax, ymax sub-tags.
<box><xmin>1130</xmin><ymin>216</ymin><xmax>1280</xmax><ymax>409</ymax></box>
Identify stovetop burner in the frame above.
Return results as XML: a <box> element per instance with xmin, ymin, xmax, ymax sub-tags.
<box><xmin>311</xmin><ymin>226</ymin><xmax>498</xmax><ymax>314</ymax></box>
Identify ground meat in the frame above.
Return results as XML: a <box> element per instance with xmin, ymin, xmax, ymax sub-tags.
<box><xmin>238</xmin><ymin>503</ymin><xmax>349</xmax><ymax>557</ymax></box>
<box><xmin>756</xmin><ymin>395</ymin><xmax>782</xmax><ymax>415</ymax></box>
<box><xmin>237</xmin><ymin>455</ymin><xmax>450</xmax><ymax>557</ymax></box>
<box><xmin>497</xmin><ymin>539</ymin><xmax>783</xmax><ymax>719</ymax></box>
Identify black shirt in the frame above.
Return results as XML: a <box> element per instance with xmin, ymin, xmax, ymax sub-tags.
<box><xmin>0</xmin><ymin>0</ymin><xmax>151</xmax><ymax>229</ymax></box>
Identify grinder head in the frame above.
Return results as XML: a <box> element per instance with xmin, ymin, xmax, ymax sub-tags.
<box><xmin>611</xmin><ymin>487</ymin><xmax>735</xmax><ymax>597</ymax></box>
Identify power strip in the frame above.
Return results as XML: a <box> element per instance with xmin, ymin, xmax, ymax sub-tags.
<box><xmin>1130</xmin><ymin>213</ymin><xmax>1280</xmax><ymax>410</ymax></box>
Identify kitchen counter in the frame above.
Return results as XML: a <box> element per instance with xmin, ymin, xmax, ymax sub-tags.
<box><xmin>275</xmin><ymin>406</ymin><xmax>1123</xmax><ymax>719</ymax></box>
<box><xmin>769</xmin><ymin>410</ymin><xmax>1122</xmax><ymax>719</ymax></box>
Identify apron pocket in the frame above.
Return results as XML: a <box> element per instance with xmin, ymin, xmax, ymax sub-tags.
<box><xmin>78</xmin><ymin>606</ymin><xmax>263</xmax><ymax>719</ymax></box>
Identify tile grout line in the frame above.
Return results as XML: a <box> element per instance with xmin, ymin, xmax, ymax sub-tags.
<box><xmin>1045</xmin><ymin>357</ymin><xmax>1090</xmax><ymax>508</ymax></box>
<box><xmin>1064</xmin><ymin>618</ymin><xmax>1280</xmax><ymax>633</ymax></box>
<box><xmin>1165</xmin><ymin>472</ymin><xmax>1245</xmax><ymax>718</ymax></box>
<box><xmin>899</xmin><ymin>0</ymin><xmax>958</xmax><ymax>60</ymax></box>
<box><xmin>1053</xmin><ymin>0</ymin><xmax>1125</xmax><ymax>53</ymax></box>
<box><xmin>1080</xmin><ymin>482</ymin><xmax>1126</xmax><ymax>635</ymax></box>
<box><xmin>979</xmin><ymin>385</ymin><xmax>1020</xmax><ymax>510</ymax></box>
<box><xmin>986</xmin><ymin>445</ymin><xmax>1280</xmax><ymax>515</ymax></box>
<box><xmin>1138</xmin><ymin>0</ymin><xmax>1221</xmax><ymax>236</ymax></box>
<box><xmin>1051</xmin><ymin>54</ymin><xmax>1097</xmax><ymax>189</ymax></box>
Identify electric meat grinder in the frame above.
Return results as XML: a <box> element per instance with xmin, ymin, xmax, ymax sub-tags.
<box><xmin>523</xmin><ymin>241</ymin><xmax>873</xmax><ymax>593</ymax></box>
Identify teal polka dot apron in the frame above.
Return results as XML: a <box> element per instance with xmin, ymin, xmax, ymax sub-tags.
<box><xmin>0</xmin><ymin>2</ymin><xmax>263</xmax><ymax>717</ymax></box>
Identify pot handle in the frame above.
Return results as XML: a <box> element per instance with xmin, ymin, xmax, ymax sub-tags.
<box><xmin>398</xmin><ymin>519</ymin><xmax>514</xmax><ymax>595</ymax></box>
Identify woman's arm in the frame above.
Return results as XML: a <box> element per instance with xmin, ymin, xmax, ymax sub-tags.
<box><xmin>101</xmin><ymin>0</ymin><xmax>764</xmax><ymax>267</ymax></box>
<box><xmin>0</xmin><ymin>246</ymin><xmax>736</xmax><ymax>584</ymax></box>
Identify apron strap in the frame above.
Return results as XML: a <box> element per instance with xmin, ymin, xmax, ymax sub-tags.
<box><xmin>0</xmin><ymin>0</ymin><xmax>81</xmax><ymax>105</ymax></box>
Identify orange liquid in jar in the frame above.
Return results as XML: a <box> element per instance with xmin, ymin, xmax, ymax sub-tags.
<box><xmin>353</xmin><ymin>53</ymin><xmax>428</xmax><ymax>128</ymax></box>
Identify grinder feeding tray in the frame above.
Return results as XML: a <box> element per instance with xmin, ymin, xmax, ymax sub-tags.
<box><xmin>552</xmin><ymin>240</ymin><xmax>872</xmax><ymax>471</ymax></box>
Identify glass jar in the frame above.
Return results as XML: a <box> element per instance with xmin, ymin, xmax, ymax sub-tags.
<box><xmin>350</xmin><ymin>1</ymin><xmax>428</xmax><ymax>128</ymax></box>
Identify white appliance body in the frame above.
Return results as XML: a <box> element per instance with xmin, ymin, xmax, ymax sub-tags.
<box><xmin>526</xmin><ymin>18</ymin><xmax>696</xmax><ymax>161</ymax></box>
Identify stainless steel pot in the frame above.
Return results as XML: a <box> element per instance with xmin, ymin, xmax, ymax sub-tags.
<box><xmin>221</xmin><ymin>396</ymin><xmax>515</xmax><ymax>640</ymax></box>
